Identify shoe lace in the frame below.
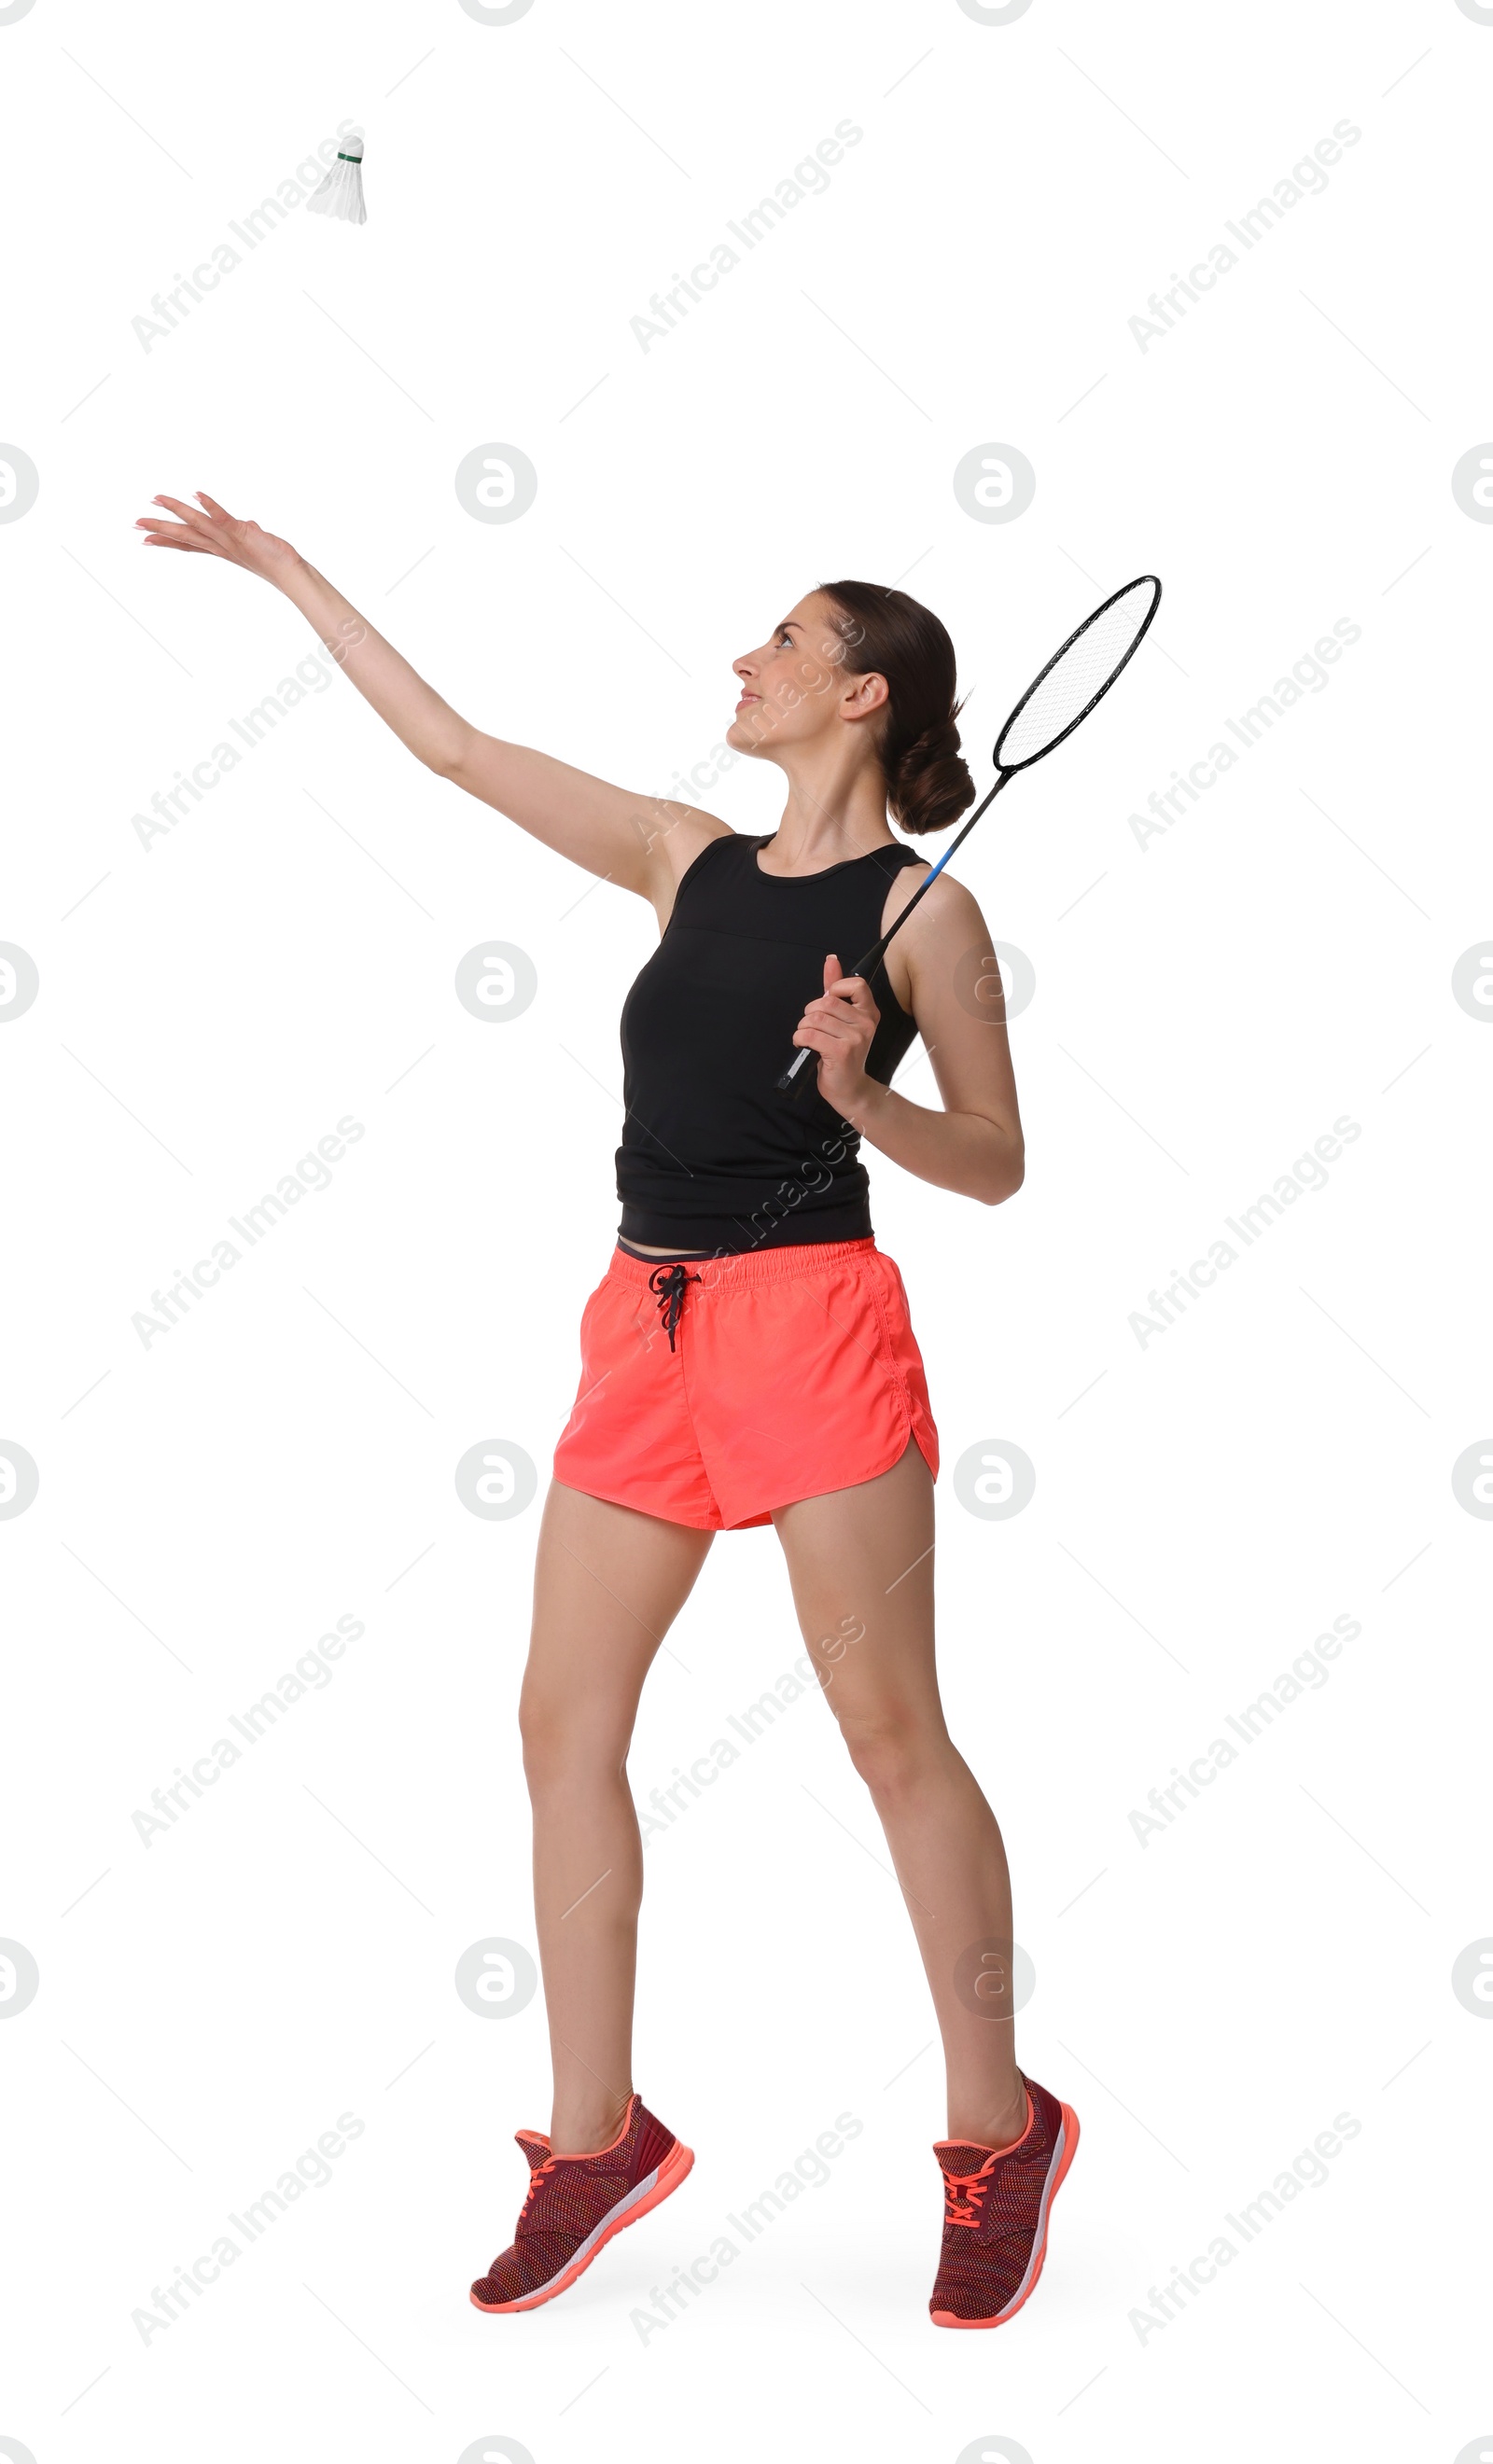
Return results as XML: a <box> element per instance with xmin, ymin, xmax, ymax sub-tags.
<box><xmin>518</xmin><ymin>2154</ymin><xmax>557</xmax><ymax>2227</ymax></box>
<box><xmin>943</xmin><ymin>2153</ymin><xmax>998</xmax><ymax>2227</ymax></box>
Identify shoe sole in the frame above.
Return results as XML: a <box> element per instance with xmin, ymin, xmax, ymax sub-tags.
<box><xmin>469</xmin><ymin>2137</ymin><xmax>695</xmax><ymax>2314</ymax></box>
<box><xmin>930</xmin><ymin>2103</ymin><xmax>1080</xmax><ymax>2331</ymax></box>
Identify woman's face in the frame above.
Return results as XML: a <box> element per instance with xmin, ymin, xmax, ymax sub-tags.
<box><xmin>727</xmin><ymin>591</ymin><xmax>886</xmax><ymax>759</ymax></box>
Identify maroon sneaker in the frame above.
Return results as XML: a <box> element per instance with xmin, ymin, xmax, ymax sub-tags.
<box><xmin>469</xmin><ymin>2092</ymin><xmax>693</xmax><ymax>2313</ymax></box>
<box><xmin>929</xmin><ymin>2073</ymin><xmax>1079</xmax><ymax>2328</ymax></box>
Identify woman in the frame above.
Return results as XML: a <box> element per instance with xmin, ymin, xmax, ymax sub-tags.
<box><xmin>138</xmin><ymin>492</ymin><xmax>1079</xmax><ymax>2330</ymax></box>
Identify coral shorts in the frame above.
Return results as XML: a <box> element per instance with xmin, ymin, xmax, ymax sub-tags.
<box><xmin>552</xmin><ymin>1238</ymin><xmax>940</xmax><ymax>1532</ymax></box>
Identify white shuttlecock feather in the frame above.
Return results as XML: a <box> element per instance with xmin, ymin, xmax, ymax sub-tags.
<box><xmin>307</xmin><ymin>129</ymin><xmax>366</xmax><ymax>225</ymax></box>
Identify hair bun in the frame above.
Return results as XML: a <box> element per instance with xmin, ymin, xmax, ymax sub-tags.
<box><xmin>890</xmin><ymin>711</ymin><xmax>975</xmax><ymax>837</ymax></box>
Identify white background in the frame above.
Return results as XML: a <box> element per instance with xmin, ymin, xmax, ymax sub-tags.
<box><xmin>1</xmin><ymin>1</ymin><xmax>1489</xmax><ymax>2457</ymax></box>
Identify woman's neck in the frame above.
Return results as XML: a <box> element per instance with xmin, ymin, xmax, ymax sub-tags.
<box><xmin>766</xmin><ymin>765</ymin><xmax>895</xmax><ymax>872</ymax></box>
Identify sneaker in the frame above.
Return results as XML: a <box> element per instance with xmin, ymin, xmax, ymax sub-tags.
<box><xmin>469</xmin><ymin>2092</ymin><xmax>693</xmax><ymax>2314</ymax></box>
<box><xmin>928</xmin><ymin>2073</ymin><xmax>1079</xmax><ymax>2329</ymax></box>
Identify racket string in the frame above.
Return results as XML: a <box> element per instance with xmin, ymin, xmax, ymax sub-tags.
<box><xmin>996</xmin><ymin>577</ymin><xmax>1159</xmax><ymax>771</ymax></box>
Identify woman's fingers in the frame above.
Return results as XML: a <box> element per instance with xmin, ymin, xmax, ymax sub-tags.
<box><xmin>802</xmin><ymin>980</ymin><xmax>878</xmax><ymax>1031</ymax></box>
<box><xmin>135</xmin><ymin>515</ymin><xmax>221</xmax><ymax>554</ymax></box>
<box><xmin>137</xmin><ymin>493</ymin><xmax>252</xmax><ymax>562</ymax></box>
<box><xmin>152</xmin><ymin>493</ymin><xmax>216</xmax><ymax>528</ymax></box>
<box><xmin>802</xmin><ymin>1005</ymin><xmax>857</xmax><ymax>1040</ymax></box>
<box><xmin>136</xmin><ymin>494</ymin><xmax>297</xmax><ymax>584</ymax></box>
<box><xmin>795</xmin><ymin>1001</ymin><xmax>873</xmax><ymax>1051</ymax></box>
<box><xmin>141</xmin><ymin>533</ymin><xmax>215</xmax><ymax>551</ymax></box>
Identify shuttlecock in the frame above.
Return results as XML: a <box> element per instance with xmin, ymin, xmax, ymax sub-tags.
<box><xmin>307</xmin><ymin>128</ymin><xmax>366</xmax><ymax>225</ymax></box>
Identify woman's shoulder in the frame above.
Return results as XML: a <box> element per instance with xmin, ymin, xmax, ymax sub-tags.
<box><xmin>661</xmin><ymin>815</ymin><xmax>749</xmax><ymax>874</ymax></box>
<box><xmin>876</xmin><ymin>841</ymin><xmax>934</xmax><ymax>907</ymax></box>
<box><xmin>652</xmin><ymin>819</ymin><xmax>754</xmax><ymax>931</ymax></box>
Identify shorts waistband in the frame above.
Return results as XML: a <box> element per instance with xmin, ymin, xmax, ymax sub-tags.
<box><xmin>607</xmin><ymin>1236</ymin><xmax>877</xmax><ymax>1292</ymax></box>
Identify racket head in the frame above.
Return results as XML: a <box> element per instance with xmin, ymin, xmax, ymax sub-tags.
<box><xmin>992</xmin><ymin>574</ymin><xmax>1162</xmax><ymax>773</ymax></box>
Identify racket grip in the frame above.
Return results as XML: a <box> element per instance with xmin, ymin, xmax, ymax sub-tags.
<box><xmin>774</xmin><ymin>933</ymin><xmax>886</xmax><ymax>1094</ymax></box>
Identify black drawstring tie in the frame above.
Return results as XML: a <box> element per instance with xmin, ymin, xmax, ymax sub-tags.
<box><xmin>648</xmin><ymin>1262</ymin><xmax>702</xmax><ymax>1351</ymax></box>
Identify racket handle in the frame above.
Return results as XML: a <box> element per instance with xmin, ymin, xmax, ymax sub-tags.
<box><xmin>774</xmin><ymin>928</ymin><xmax>887</xmax><ymax>1093</ymax></box>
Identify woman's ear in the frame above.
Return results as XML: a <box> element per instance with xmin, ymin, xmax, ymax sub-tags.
<box><xmin>841</xmin><ymin>669</ymin><xmax>889</xmax><ymax>724</ymax></box>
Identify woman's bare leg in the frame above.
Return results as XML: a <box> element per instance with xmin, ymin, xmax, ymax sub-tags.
<box><xmin>520</xmin><ymin>1480</ymin><xmax>713</xmax><ymax>2152</ymax></box>
<box><xmin>772</xmin><ymin>1439</ymin><xmax>1026</xmax><ymax>2148</ymax></box>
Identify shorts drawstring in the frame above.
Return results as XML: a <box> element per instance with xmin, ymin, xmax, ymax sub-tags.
<box><xmin>648</xmin><ymin>1261</ymin><xmax>702</xmax><ymax>1352</ymax></box>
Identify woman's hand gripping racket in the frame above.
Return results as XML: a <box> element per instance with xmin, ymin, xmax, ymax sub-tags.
<box><xmin>776</xmin><ymin>573</ymin><xmax>1163</xmax><ymax>1093</ymax></box>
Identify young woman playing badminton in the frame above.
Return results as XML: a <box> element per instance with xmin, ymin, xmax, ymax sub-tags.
<box><xmin>138</xmin><ymin>489</ymin><xmax>1082</xmax><ymax>2332</ymax></box>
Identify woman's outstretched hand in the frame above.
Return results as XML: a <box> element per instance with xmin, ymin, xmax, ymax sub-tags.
<box><xmin>135</xmin><ymin>491</ymin><xmax>300</xmax><ymax>588</ymax></box>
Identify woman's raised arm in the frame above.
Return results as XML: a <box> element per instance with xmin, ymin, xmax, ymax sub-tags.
<box><xmin>136</xmin><ymin>491</ymin><xmax>723</xmax><ymax>900</ymax></box>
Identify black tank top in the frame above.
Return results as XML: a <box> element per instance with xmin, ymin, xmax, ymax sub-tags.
<box><xmin>617</xmin><ymin>830</ymin><xmax>927</xmax><ymax>1254</ymax></box>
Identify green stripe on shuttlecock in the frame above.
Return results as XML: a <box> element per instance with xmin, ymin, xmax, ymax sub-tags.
<box><xmin>308</xmin><ymin>129</ymin><xmax>367</xmax><ymax>224</ymax></box>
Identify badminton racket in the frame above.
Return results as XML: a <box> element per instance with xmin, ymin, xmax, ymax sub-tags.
<box><xmin>775</xmin><ymin>572</ymin><xmax>1163</xmax><ymax>1093</ymax></box>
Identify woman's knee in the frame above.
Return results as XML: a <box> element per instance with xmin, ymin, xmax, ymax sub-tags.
<box><xmin>836</xmin><ymin>1706</ymin><xmax>949</xmax><ymax>1803</ymax></box>
<box><xmin>518</xmin><ymin>1689</ymin><xmax>626</xmax><ymax>1793</ymax></box>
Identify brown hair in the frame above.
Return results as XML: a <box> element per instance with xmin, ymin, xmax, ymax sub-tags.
<box><xmin>818</xmin><ymin>579</ymin><xmax>975</xmax><ymax>835</ymax></box>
